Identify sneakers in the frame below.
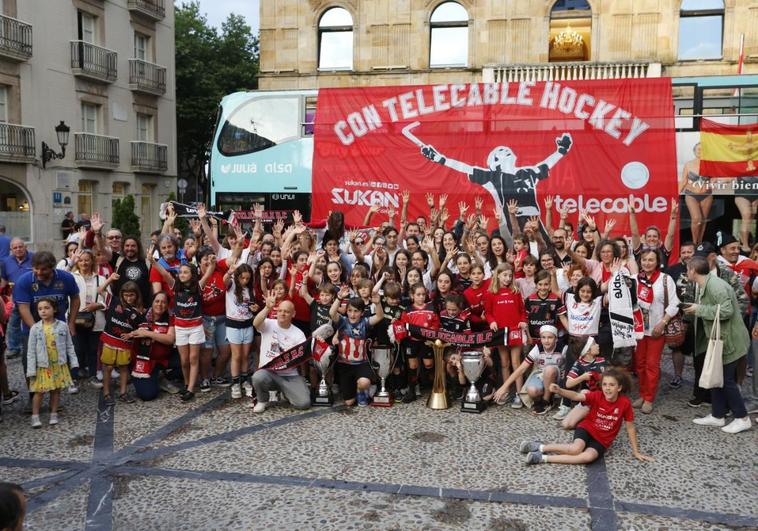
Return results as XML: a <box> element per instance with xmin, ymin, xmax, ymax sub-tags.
<box><xmin>511</xmin><ymin>395</ymin><xmax>523</xmax><ymax>409</ymax></box>
<box><xmin>253</xmin><ymin>401</ymin><xmax>267</xmax><ymax>413</ymax></box>
<box><xmin>519</xmin><ymin>440</ymin><xmax>542</xmax><ymax>454</ymax></box>
<box><xmin>159</xmin><ymin>378</ymin><xmax>181</xmax><ymax>395</ymax></box>
<box><xmin>356</xmin><ymin>391</ymin><xmax>369</xmax><ymax>407</ymax></box>
<box><xmin>641</xmin><ymin>401</ymin><xmax>654</xmax><ymax>414</ymax></box>
<box><xmin>552</xmin><ymin>405</ymin><xmax>570</xmax><ymax>420</ymax></box>
<box><xmin>526</xmin><ymin>451</ymin><xmax>544</xmax><ymax>465</ymax></box>
<box><xmin>692</xmin><ymin>414</ymin><xmax>726</xmax><ymax>427</ymax></box>
<box><xmin>230</xmin><ymin>384</ymin><xmax>242</xmax><ymax>399</ymax></box>
<box><xmin>31</xmin><ymin>415</ymin><xmax>42</xmax><ymax>428</ymax></box>
<box><xmin>688</xmin><ymin>397</ymin><xmax>708</xmax><ymax>408</ymax></box>
<box><xmin>721</xmin><ymin>416</ymin><xmax>752</xmax><ymax>434</ymax></box>
<box><xmin>199</xmin><ymin>379</ymin><xmax>211</xmax><ymax>393</ymax></box>
<box><xmin>632</xmin><ymin>397</ymin><xmax>644</xmax><ymax>409</ymax></box>
<box><xmin>669</xmin><ymin>376</ymin><xmax>683</xmax><ymax>389</ymax></box>
<box><xmin>243</xmin><ymin>380</ymin><xmax>254</xmax><ymax>398</ymax></box>
<box><xmin>68</xmin><ymin>383</ymin><xmax>79</xmax><ymax>395</ymax></box>
<box><xmin>1</xmin><ymin>390</ymin><xmax>19</xmax><ymax>405</ymax></box>
<box><xmin>535</xmin><ymin>400</ymin><xmax>553</xmax><ymax>416</ymax></box>
<box><xmin>212</xmin><ymin>376</ymin><xmax>231</xmax><ymax>387</ymax></box>
<box><xmin>49</xmin><ymin>413</ymin><xmax>59</xmax><ymax>426</ymax></box>
<box><xmin>401</xmin><ymin>387</ymin><xmax>416</xmax><ymax>403</ymax></box>
<box><xmin>180</xmin><ymin>390</ymin><xmax>195</xmax><ymax>402</ymax></box>
<box><xmin>89</xmin><ymin>376</ymin><xmax>103</xmax><ymax>389</ymax></box>
<box><xmin>111</xmin><ymin>369</ymin><xmax>120</xmax><ymax>380</ymax></box>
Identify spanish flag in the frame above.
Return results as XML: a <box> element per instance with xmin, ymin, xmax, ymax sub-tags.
<box><xmin>700</xmin><ymin>119</ymin><xmax>758</xmax><ymax>177</ymax></box>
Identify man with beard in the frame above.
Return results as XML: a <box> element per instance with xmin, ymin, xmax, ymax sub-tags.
<box><xmin>113</xmin><ymin>237</ymin><xmax>152</xmax><ymax>304</ymax></box>
<box><xmin>550</xmin><ymin>227</ymin><xmax>572</xmax><ymax>267</ymax></box>
<box><xmin>665</xmin><ymin>241</ymin><xmax>696</xmax><ymax>389</ymax></box>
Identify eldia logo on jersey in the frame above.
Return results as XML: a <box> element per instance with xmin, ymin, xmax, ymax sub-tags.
<box><xmin>553</xmin><ymin>194</ymin><xmax>668</xmax><ymax>214</ymax></box>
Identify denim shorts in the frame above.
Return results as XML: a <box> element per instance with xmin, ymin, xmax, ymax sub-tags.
<box><xmin>203</xmin><ymin>315</ymin><xmax>228</xmax><ymax>349</ymax></box>
<box><xmin>524</xmin><ymin>371</ymin><xmax>544</xmax><ymax>393</ymax></box>
<box><xmin>226</xmin><ymin>326</ymin><xmax>254</xmax><ymax>345</ymax></box>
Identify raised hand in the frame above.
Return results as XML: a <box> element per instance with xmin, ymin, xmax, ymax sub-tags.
<box><xmin>338</xmin><ymin>286</ymin><xmax>350</xmax><ymax>299</ymax></box>
<box><xmin>558</xmin><ymin>203</ymin><xmax>569</xmax><ymax>219</ymax></box>
<box><xmin>196</xmin><ymin>203</ymin><xmax>207</xmax><ymax>219</ymax></box>
<box><xmin>253</xmin><ymin>203</ymin><xmax>264</xmax><ymax>219</ymax></box>
<box><xmin>402</xmin><ymin>190</ymin><xmax>410</xmax><ymax>204</ymax></box>
<box><xmin>506</xmin><ymin>199</ymin><xmax>519</xmax><ymax>215</ymax></box>
<box><xmin>458</xmin><ymin>201</ymin><xmax>469</xmax><ymax>219</ymax></box>
<box><xmin>189</xmin><ymin>218</ymin><xmax>201</xmax><ymax>235</ymax></box>
<box><xmin>108</xmin><ymin>272</ymin><xmax>121</xmax><ymax>283</ymax></box>
<box><xmin>603</xmin><ymin>218</ymin><xmax>617</xmax><ymax>235</ymax></box>
<box><xmin>369</xmin><ymin>203</ymin><xmax>381</xmax><ymax>214</ymax></box>
<box><xmin>91</xmin><ymin>212</ymin><xmax>104</xmax><ymax>233</ymax></box>
<box><xmin>670</xmin><ymin>198</ymin><xmax>679</xmax><ymax>215</ymax></box>
<box><xmin>425</xmin><ymin>193</ymin><xmax>435</xmax><ymax>208</ymax></box>
<box><xmin>544</xmin><ymin>195</ymin><xmax>553</xmax><ymax>210</ymax></box>
<box><xmin>475</xmin><ymin>196</ymin><xmax>484</xmax><ymax>211</ymax></box>
<box><xmin>387</xmin><ymin>206</ymin><xmax>396</xmax><ymax>219</ymax></box>
<box><xmin>479</xmin><ymin>214</ymin><xmax>489</xmax><ymax>228</ymax></box>
<box><xmin>265</xmin><ymin>290</ymin><xmax>277</xmax><ymax>309</ymax></box>
<box><xmin>492</xmin><ymin>207</ymin><xmax>502</xmax><ymax>222</ymax></box>
<box><xmin>292</xmin><ymin>209</ymin><xmax>303</xmax><ymax>225</ymax></box>
<box><xmin>465</xmin><ymin>213</ymin><xmax>478</xmax><ymax>230</ymax></box>
<box><xmin>439</xmin><ymin>208</ymin><xmax>450</xmax><ymax>225</ymax></box>
<box><xmin>438</xmin><ymin>194</ymin><xmax>448</xmax><ymax>209</ymax></box>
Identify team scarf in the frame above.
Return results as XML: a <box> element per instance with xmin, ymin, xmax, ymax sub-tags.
<box><xmin>717</xmin><ymin>255</ymin><xmax>758</xmax><ymax>292</ymax></box>
<box><xmin>636</xmin><ymin>270</ymin><xmax>660</xmax><ymax>308</ymax></box>
<box><xmin>608</xmin><ymin>271</ymin><xmax>638</xmax><ymax>348</ymax></box>
<box><xmin>391</xmin><ymin>321</ymin><xmax>509</xmax><ymax>348</ymax></box>
<box><xmin>259</xmin><ymin>335</ymin><xmax>332</xmax><ymax>372</ymax></box>
<box><xmin>159</xmin><ymin>201</ymin><xmax>230</xmax><ymax>222</ymax></box>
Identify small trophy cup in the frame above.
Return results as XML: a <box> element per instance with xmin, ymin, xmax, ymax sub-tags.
<box><xmin>370</xmin><ymin>346</ymin><xmax>395</xmax><ymax>407</ymax></box>
<box><xmin>461</xmin><ymin>351</ymin><xmax>487</xmax><ymax>413</ymax></box>
<box><xmin>312</xmin><ymin>345</ymin><xmax>334</xmax><ymax>407</ymax></box>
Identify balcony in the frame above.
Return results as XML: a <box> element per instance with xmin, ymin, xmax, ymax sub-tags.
<box><xmin>0</xmin><ymin>123</ymin><xmax>35</xmax><ymax>163</ymax></box>
<box><xmin>127</xmin><ymin>0</ymin><xmax>165</xmax><ymax>21</ymax></box>
<box><xmin>70</xmin><ymin>41</ymin><xmax>117</xmax><ymax>83</ymax></box>
<box><xmin>74</xmin><ymin>133</ymin><xmax>119</xmax><ymax>169</ymax></box>
<box><xmin>129</xmin><ymin>59</ymin><xmax>167</xmax><ymax>96</ymax></box>
<box><xmin>483</xmin><ymin>62</ymin><xmax>662</xmax><ymax>83</ymax></box>
<box><xmin>0</xmin><ymin>15</ymin><xmax>32</xmax><ymax>61</ymax></box>
<box><xmin>131</xmin><ymin>141</ymin><xmax>168</xmax><ymax>173</ymax></box>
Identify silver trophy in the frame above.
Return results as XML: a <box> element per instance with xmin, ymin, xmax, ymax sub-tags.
<box><xmin>370</xmin><ymin>346</ymin><xmax>395</xmax><ymax>407</ymax></box>
<box><xmin>461</xmin><ymin>351</ymin><xmax>487</xmax><ymax>413</ymax></box>
<box><xmin>311</xmin><ymin>324</ymin><xmax>335</xmax><ymax>407</ymax></box>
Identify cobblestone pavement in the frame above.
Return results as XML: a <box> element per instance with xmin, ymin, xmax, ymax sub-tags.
<box><xmin>1</xmin><ymin>354</ymin><xmax>756</xmax><ymax>531</ymax></box>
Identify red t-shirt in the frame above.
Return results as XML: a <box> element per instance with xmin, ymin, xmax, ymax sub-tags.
<box><xmin>201</xmin><ymin>266</ymin><xmax>228</xmax><ymax>317</ymax></box>
<box><xmin>578</xmin><ymin>390</ymin><xmax>633</xmax><ymax>448</ymax></box>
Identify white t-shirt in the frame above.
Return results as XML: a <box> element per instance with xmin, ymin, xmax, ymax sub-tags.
<box><xmin>562</xmin><ymin>293</ymin><xmax>603</xmax><ymax>337</ymax></box>
<box><xmin>525</xmin><ymin>345</ymin><xmax>567</xmax><ymax>373</ymax></box>
<box><xmin>258</xmin><ymin>319</ymin><xmax>306</xmax><ymax>376</ymax></box>
<box><xmin>225</xmin><ymin>278</ymin><xmax>254</xmax><ymax>322</ymax></box>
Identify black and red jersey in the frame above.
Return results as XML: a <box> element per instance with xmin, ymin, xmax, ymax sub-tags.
<box><xmin>398</xmin><ymin>303</ymin><xmax>440</xmax><ymax>340</ymax></box>
<box><xmin>102</xmin><ymin>297</ymin><xmax>145</xmax><ymax>349</ymax></box>
<box><xmin>173</xmin><ymin>287</ymin><xmax>203</xmax><ymax>328</ymax></box>
<box><xmin>525</xmin><ymin>292</ymin><xmax>564</xmax><ymax>339</ymax></box>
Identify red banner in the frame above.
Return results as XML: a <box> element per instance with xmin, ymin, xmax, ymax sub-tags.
<box><xmin>312</xmin><ymin>79</ymin><xmax>677</xmax><ymax>241</ymax></box>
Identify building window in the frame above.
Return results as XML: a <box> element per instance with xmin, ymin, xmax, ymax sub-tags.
<box><xmin>0</xmin><ymin>86</ymin><xmax>7</xmax><ymax>123</ymax></box>
<box><xmin>429</xmin><ymin>2</ymin><xmax>468</xmax><ymax>68</ymax></box>
<box><xmin>81</xmin><ymin>103</ymin><xmax>99</xmax><ymax>134</ymax></box>
<box><xmin>678</xmin><ymin>0</ymin><xmax>724</xmax><ymax>61</ymax></box>
<box><xmin>78</xmin><ymin>11</ymin><xmax>97</xmax><ymax>43</ymax></box>
<box><xmin>549</xmin><ymin>0</ymin><xmax>592</xmax><ymax>62</ymax></box>
<box><xmin>112</xmin><ymin>182</ymin><xmax>127</xmax><ymax>207</ymax></box>
<box><xmin>318</xmin><ymin>7</ymin><xmax>353</xmax><ymax>70</ymax></box>
<box><xmin>136</xmin><ymin>113</ymin><xmax>153</xmax><ymax>142</ymax></box>
<box><xmin>77</xmin><ymin>180</ymin><xmax>94</xmax><ymax>218</ymax></box>
<box><xmin>134</xmin><ymin>32</ymin><xmax>149</xmax><ymax>61</ymax></box>
<box><xmin>0</xmin><ymin>178</ymin><xmax>31</xmax><ymax>242</ymax></box>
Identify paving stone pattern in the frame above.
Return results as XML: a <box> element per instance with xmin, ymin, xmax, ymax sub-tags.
<box><xmin>1</xmin><ymin>355</ymin><xmax>756</xmax><ymax>530</ymax></box>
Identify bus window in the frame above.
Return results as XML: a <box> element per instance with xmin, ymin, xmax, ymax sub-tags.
<box><xmin>218</xmin><ymin>97</ymin><xmax>300</xmax><ymax>156</ymax></box>
<box><xmin>304</xmin><ymin>96</ymin><xmax>317</xmax><ymax>136</ymax></box>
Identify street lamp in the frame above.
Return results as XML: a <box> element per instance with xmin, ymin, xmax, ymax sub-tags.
<box><xmin>41</xmin><ymin>121</ymin><xmax>70</xmax><ymax>168</ymax></box>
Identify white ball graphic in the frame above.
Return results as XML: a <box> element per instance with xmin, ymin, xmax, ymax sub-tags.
<box><xmin>621</xmin><ymin>161</ymin><xmax>650</xmax><ymax>189</ymax></box>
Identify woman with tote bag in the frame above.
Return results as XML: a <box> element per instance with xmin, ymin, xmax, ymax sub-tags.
<box><xmin>684</xmin><ymin>256</ymin><xmax>751</xmax><ymax>434</ymax></box>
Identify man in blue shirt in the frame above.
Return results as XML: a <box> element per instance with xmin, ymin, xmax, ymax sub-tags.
<box><xmin>1</xmin><ymin>238</ymin><xmax>33</xmax><ymax>357</ymax></box>
<box><xmin>0</xmin><ymin>225</ymin><xmax>10</xmax><ymax>258</ymax></box>
<box><xmin>13</xmin><ymin>251</ymin><xmax>79</xmax><ymax>389</ymax></box>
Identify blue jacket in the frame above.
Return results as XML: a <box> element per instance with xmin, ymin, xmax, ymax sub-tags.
<box><xmin>26</xmin><ymin>320</ymin><xmax>77</xmax><ymax>378</ymax></box>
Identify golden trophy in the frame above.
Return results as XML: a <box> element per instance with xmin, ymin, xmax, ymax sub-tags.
<box><xmin>426</xmin><ymin>339</ymin><xmax>449</xmax><ymax>410</ymax></box>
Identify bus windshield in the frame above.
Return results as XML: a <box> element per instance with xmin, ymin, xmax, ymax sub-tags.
<box><xmin>217</xmin><ymin>96</ymin><xmax>301</xmax><ymax>156</ymax></box>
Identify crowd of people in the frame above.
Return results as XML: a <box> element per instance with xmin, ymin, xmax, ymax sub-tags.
<box><xmin>0</xmin><ymin>191</ymin><xmax>756</xmax><ymax>465</ymax></box>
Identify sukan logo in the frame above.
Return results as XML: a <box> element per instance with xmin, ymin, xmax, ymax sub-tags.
<box><xmin>331</xmin><ymin>188</ymin><xmax>400</xmax><ymax>208</ymax></box>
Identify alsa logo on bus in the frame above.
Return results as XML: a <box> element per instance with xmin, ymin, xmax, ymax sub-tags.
<box><xmin>219</xmin><ymin>163</ymin><xmax>294</xmax><ymax>174</ymax></box>
<box><xmin>331</xmin><ymin>188</ymin><xmax>400</xmax><ymax>208</ymax></box>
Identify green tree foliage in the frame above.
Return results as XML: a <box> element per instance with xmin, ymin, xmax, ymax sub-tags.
<box><xmin>112</xmin><ymin>195</ymin><xmax>141</xmax><ymax>239</ymax></box>
<box><xmin>175</xmin><ymin>2</ymin><xmax>259</xmax><ymax>204</ymax></box>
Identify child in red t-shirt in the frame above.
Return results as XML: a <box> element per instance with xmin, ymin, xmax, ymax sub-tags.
<box><xmin>519</xmin><ymin>368</ymin><xmax>653</xmax><ymax>465</ymax></box>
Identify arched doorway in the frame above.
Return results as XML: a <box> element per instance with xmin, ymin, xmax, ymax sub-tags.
<box><xmin>0</xmin><ymin>177</ymin><xmax>32</xmax><ymax>241</ymax></box>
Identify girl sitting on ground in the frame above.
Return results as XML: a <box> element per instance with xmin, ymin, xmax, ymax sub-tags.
<box><xmin>520</xmin><ymin>368</ymin><xmax>653</xmax><ymax>465</ymax></box>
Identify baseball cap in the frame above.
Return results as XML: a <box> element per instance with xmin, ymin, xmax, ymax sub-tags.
<box><xmin>715</xmin><ymin>231</ymin><xmax>738</xmax><ymax>248</ymax></box>
<box><xmin>694</xmin><ymin>242</ymin><xmax>716</xmax><ymax>257</ymax></box>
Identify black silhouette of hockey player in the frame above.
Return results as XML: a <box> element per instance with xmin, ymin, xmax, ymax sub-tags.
<box><xmin>420</xmin><ymin>133</ymin><xmax>573</xmax><ymax>241</ymax></box>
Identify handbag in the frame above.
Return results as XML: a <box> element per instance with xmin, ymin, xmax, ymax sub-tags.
<box><xmin>74</xmin><ymin>275</ymin><xmax>99</xmax><ymax>330</ymax></box>
<box><xmin>699</xmin><ymin>304</ymin><xmax>724</xmax><ymax>389</ymax></box>
<box><xmin>662</xmin><ymin>274</ymin><xmax>685</xmax><ymax>347</ymax></box>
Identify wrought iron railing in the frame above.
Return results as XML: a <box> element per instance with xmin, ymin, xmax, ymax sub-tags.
<box><xmin>0</xmin><ymin>123</ymin><xmax>35</xmax><ymax>161</ymax></box>
<box><xmin>70</xmin><ymin>41</ymin><xmax>117</xmax><ymax>82</ymax></box>
<box><xmin>0</xmin><ymin>14</ymin><xmax>32</xmax><ymax>60</ymax></box>
<box><xmin>74</xmin><ymin>133</ymin><xmax>119</xmax><ymax>166</ymax></box>
<box><xmin>127</xmin><ymin>0</ymin><xmax>166</xmax><ymax>20</ymax></box>
<box><xmin>129</xmin><ymin>59</ymin><xmax>167</xmax><ymax>95</ymax></box>
<box><xmin>131</xmin><ymin>141</ymin><xmax>168</xmax><ymax>172</ymax></box>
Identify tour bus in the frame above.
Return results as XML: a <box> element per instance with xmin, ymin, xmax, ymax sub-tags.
<box><xmin>209</xmin><ymin>76</ymin><xmax>757</xmax><ymax>233</ymax></box>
